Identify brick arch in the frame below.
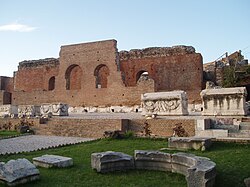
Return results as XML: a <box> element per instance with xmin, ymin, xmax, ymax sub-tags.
<box><xmin>94</xmin><ymin>64</ymin><xmax>110</xmax><ymax>88</ymax></box>
<box><xmin>48</xmin><ymin>76</ymin><xmax>55</xmax><ymax>91</ymax></box>
<box><xmin>65</xmin><ymin>64</ymin><xmax>83</xmax><ymax>90</ymax></box>
<box><xmin>136</xmin><ymin>70</ymin><xmax>150</xmax><ymax>83</ymax></box>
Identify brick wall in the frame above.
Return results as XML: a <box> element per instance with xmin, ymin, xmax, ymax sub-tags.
<box><xmin>5</xmin><ymin>39</ymin><xmax>203</xmax><ymax>106</ymax></box>
<box><xmin>33</xmin><ymin>118</ymin><xmax>127</xmax><ymax>138</ymax></box>
<box><xmin>0</xmin><ymin>118</ymin><xmax>196</xmax><ymax>138</ymax></box>
<box><xmin>128</xmin><ymin>119</ymin><xmax>195</xmax><ymax>137</ymax></box>
<box><xmin>14</xmin><ymin>58</ymin><xmax>59</xmax><ymax>92</ymax></box>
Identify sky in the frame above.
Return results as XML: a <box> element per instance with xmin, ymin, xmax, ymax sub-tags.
<box><xmin>0</xmin><ymin>0</ymin><xmax>250</xmax><ymax>77</ymax></box>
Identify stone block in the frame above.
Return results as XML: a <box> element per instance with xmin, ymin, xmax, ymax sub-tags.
<box><xmin>18</xmin><ymin>105</ymin><xmax>40</xmax><ymax>118</ymax></box>
<box><xmin>172</xmin><ymin>153</ymin><xmax>216</xmax><ymax>187</ymax></box>
<box><xmin>196</xmin><ymin>119</ymin><xmax>211</xmax><ymax>131</ymax></box>
<box><xmin>134</xmin><ymin>150</ymin><xmax>171</xmax><ymax>171</ymax></box>
<box><xmin>200</xmin><ymin>87</ymin><xmax>247</xmax><ymax>116</ymax></box>
<box><xmin>168</xmin><ymin>137</ymin><xmax>212</xmax><ymax>151</ymax></box>
<box><xmin>33</xmin><ymin>155</ymin><xmax>73</xmax><ymax>168</ymax></box>
<box><xmin>141</xmin><ymin>91</ymin><xmax>189</xmax><ymax>116</ymax></box>
<box><xmin>91</xmin><ymin>151</ymin><xmax>134</xmax><ymax>173</ymax></box>
<box><xmin>0</xmin><ymin>158</ymin><xmax>40</xmax><ymax>186</ymax></box>
<box><xmin>41</xmin><ymin>103</ymin><xmax>68</xmax><ymax>116</ymax></box>
<box><xmin>0</xmin><ymin>105</ymin><xmax>18</xmax><ymax>118</ymax></box>
<box><xmin>196</xmin><ymin>129</ymin><xmax>228</xmax><ymax>138</ymax></box>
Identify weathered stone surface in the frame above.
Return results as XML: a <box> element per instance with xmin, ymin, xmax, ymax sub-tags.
<box><xmin>195</xmin><ymin>129</ymin><xmax>228</xmax><ymax>138</ymax></box>
<box><xmin>0</xmin><ymin>105</ymin><xmax>18</xmax><ymax>118</ymax></box>
<box><xmin>200</xmin><ymin>87</ymin><xmax>247</xmax><ymax>116</ymax></box>
<box><xmin>41</xmin><ymin>103</ymin><xmax>68</xmax><ymax>116</ymax></box>
<box><xmin>168</xmin><ymin>137</ymin><xmax>212</xmax><ymax>151</ymax></box>
<box><xmin>92</xmin><ymin>151</ymin><xmax>216</xmax><ymax>187</ymax></box>
<box><xmin>246</xmin><ymin>101</ymin><xmax>250</xmax><ymax>115</ymax></box>
<box><xmin>18</xmin><ymin>105</ymin><xmax>40</xmax><ymax>118</ymax></box>
<box><xmin>91</xmin><ymin>151</ymin><xmax>134</xmax><ymax>173</ymax></box>
<box><xmin>196</xmin><ymin>119</ymin><xmax>211</xmax><ymax>131</ymax></box>
<box><xmin>33</xmin><ymin>154</ymin><xmax>73</xmax><ymax>168</ymax></box>
<box><xmin>141</xmin><ymin>91</ymin><xmax>188</xmax><ymax>117</ymax></box>
<box><xmin>172</xmin><ymin>152</ymin><xmax>216</xmax><ymax>187</ymax></box>
<box><xmin>0</xmin><ymin>158</ymin><xmax>40</xmax><ymax>186</ymax></box>
<box><xmin>134</xmin><ymin>150</ymin><xmax>171</xmax><ymax>171</ymax></box>
<box><xmin>19</xmin><ymin>58</ymin><xmax>59</xmax><ymax>69</ymax></box>
<box><xmin>119</xmin><ymin>45</ymin><xmax>195</xmax><ymax>61</ymax></box>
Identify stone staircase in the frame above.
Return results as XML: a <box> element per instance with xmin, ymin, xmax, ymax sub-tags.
<box><xmin>229</xmin><ymin>121</ymin><xmax>250</xmax><ymax>138</ymax></box>
<box><xmin>196</xmin><ymin>118</ymin><xmax>250</xmax><ymax>139</ymax></box>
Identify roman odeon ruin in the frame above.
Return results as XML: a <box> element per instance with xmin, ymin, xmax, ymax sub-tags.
<box><xmin>0</xmin><ymin>39</ymin><xmax>249</xmax><ymax>139</ymax></box>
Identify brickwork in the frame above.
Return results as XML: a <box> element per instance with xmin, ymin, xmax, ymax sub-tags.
<box><xmin>1</xmin><ymin>39</ymin><xmax>203</xmax><ymax>106</ymax></box>
<box><xmin>128</xmin><ymin>119</ymin><xmax>196</xmax><ymax>137</ymax></box>
<box><xmin>0</xmin><ymin>118</ymin><xmax>196</xmax><ymax>138</ymax></box>
<box><xmin>14</xmin><ymin>58</ymin><xmax>59</xmax><ymax>92</ymax></box>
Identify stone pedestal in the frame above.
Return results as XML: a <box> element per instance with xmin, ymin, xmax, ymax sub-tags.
<box><xmin>200</xmin><ymin>87</ymin><xmax>247</xmax><ymax>116</ymax></box>
<box><xmin>0</xmin><ymin>105</ymin><xmax>18</xmax><ymax>118</ymax></box>
<box><xmin>41</xmin><ymin>103</ymin><xmax>69</xmax><ymax>116</ymax></box>
<box><xmin>141</xmin><ymin>91</ymin><xmax>188</xmax><ymax>116</ymax></box>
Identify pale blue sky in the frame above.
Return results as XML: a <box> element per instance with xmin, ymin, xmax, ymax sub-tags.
<box><xmin>0</xmin><ymin>0</ymin><xmax>250</xmax><ymax>76</ymax></box>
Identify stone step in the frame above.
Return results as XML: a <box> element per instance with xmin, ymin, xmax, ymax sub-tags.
<box><xmin>229</xmin><ymin>130</ymin><xmax>250</xmax><ymax>138</ymax></box>
<box><xmin>196</xmin><ymin>129</ymin><xmax>228</xmax><ymax>138</ymax></box>
<box><xmin>240</xmin><ymin>123</ymin><xmax>250</xmax><ymax>130</ymax></box>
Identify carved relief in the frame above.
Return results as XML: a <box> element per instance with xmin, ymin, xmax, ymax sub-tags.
<box><xmin>0</xmin><ymin>105</ymin><xmax>18</xmax><ymax>118</ymax></box>
<box><xmin>41</xmin><ymin>103</ymin><xmax>68</xmax><ymax>116</ymax></box>
<box><xmin>18</xmin><ymin>105</ymin><xmax>40</xmax><ymax>118</ymax></box>
<box><xmin>141</xmin><ymin>91</ymin><xmax>188</xmax><ymax>116</ymax></box>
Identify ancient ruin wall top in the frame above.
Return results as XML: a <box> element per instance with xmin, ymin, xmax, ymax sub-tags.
<box><xmin>119</xmin><ymin>45</ymin><xmax>196</xmax><ymax>61</ymax></box>
<box><xmin>18</xmin><ymin>58</ymin><xmax>59</xmax><ymax>70</ymax></box>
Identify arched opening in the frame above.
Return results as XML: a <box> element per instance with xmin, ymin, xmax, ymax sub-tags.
<box><xmin>65</xmin><ymin>64</ymin><xmax>83</xmax><ymax>90</ymax></box>
<box><xmin>48</xmin><ymin>76</ymin><xmax>55</xmax><ymax>91</ymax></box>
<box><xmin>136</xmin><ymin>70</ymin><xmax>149</xmax><ymax>83</ymax></box>
<box><xmin>94</xmin><ymin>64</ymin><xmax>110</xmax><ymax>88</ymax></box>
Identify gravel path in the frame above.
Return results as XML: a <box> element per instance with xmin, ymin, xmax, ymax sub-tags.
<box><xmin>0</xmin><ymin>135</ymin><xmax>95</xmax><ymax>155</ymax></box>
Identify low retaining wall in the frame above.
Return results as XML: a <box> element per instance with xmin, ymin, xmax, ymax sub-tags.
<box><xmin>0</xmin><ymin>118</ymin><xmax>196</xmax><ymax>138</ymax></box>
<box><xmin>128</xmin><ymin>119</ymin><xmax>196</xmax><ymax>137</ymax></box>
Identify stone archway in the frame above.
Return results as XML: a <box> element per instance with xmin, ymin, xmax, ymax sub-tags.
<box><xmin>94</xmin><ymin>64</ymin><xmax>110</xmax><ymax>88</ymax></box>
<box><xmin>65</xmin><ymin>64</ymin><xmax>83</xmax><ymax>90</ymax></box>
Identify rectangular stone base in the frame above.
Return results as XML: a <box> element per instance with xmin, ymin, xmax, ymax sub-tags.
<box><xmin>33</xmin><ymin>155</ymin><xmax>73</xmax><ymax>168</ymax></box>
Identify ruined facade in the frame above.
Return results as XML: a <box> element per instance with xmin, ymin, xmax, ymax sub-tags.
<box><xmin>0</xmin><ymin>39</ymin><xmax>203</xmax><ymax>107</ymax></box>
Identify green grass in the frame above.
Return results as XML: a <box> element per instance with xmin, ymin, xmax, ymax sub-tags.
<box><xmin>0</xmin><ymin>138</ymin><xmax>250</xmax><ymax>187</ymax></box>
<box><xmin>0</xmin><ymin>130</ymin><xmax>20</xmax><ymax>137</ymax></box>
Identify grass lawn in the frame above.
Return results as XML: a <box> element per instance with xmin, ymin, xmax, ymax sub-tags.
<box><xmin>0</xmin><ymin>138</ymin><xmax>250</xmax><ymax>187</ymax></box>
<box><xmin>0</xmin><ymin>130</ymin><xmax>20</xmax><ymax>137</ymax></box>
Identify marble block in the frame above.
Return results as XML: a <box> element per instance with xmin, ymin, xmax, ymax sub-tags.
<box><xmin>33</xmin><ymin>154</ymin><xmax>73</xmax><ymax>168</ymax></box>
<box><xmin>141</xmin><ymin>91</ymin><xmax>189</xmax><ymax>116</ymax></box>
